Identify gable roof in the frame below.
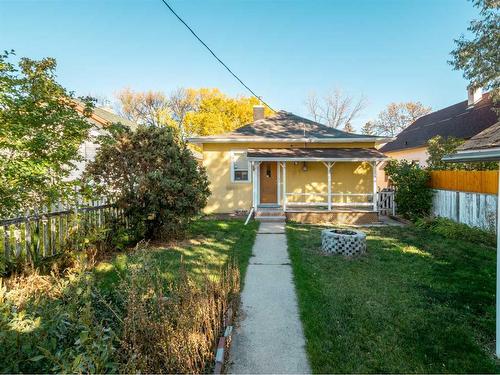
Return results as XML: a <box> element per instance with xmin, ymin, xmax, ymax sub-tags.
<box><xmin>89</xmin><ymin>106</ymin><xmax>137</xmax><ymax>129</ymax></box>
<box><xmin>458</xmin><ymin>121</ymin><xmax>500</xmax><ymax>151</ymax></box>
<box><xmin>188</xmin><ymin>111</ymin><xmax>389</xmax><ymax>144</ymax></box>
<box><xmin>74</xmin><ymin>100</ymin><xmax>137</xmax><ymax>130</ymax></box>
<box><xmin>380</xmin><ymin>93</ymin><xmax>498</xmax><ymax>153</ymax></box>
<box><xmin>443</xmin><ymin>121</ymin><xmax>500</xmax><ymax>163</ymax></box>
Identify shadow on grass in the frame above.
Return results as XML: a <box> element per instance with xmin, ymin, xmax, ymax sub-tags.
<box><xmin>95</xmin><ymin>220</ymin><xmax>259</xmax><ymax>293</ymax></box>
<box><xmin>286</xmin><ymin>223</ymin><xmax>498</xmax><ymax>374</ymax></box>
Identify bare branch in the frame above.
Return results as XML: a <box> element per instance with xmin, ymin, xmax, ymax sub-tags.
<box><xmin>305</xmin><ymin>88</ymin><xmax>367</xmax><ymax>129</ymax></box>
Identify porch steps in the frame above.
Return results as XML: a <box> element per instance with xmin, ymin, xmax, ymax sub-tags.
<box><xmin>255</xmin><ymin>210</ymin><xmax>286</xmax><ymax>222</ymax></box>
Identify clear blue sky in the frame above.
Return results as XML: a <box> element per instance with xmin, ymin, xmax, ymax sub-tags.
<box><xmin>0</xmin><ymin>0</ymin><xmax>478</xmax><ymax>131</ymax></box>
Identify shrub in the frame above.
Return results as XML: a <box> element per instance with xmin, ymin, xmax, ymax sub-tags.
<box><xmin>415</xmin><ymin>216</ymin><xmax>496</xmax><ymax>248</ymax></box>
<box><xmin>0</xmin><ymin>253</ymin><xmax>119</xmax><ymax>373</ymax></box>
<box><xmin>385</xmin><ymin>159</ymin><xmax>433</xmax><ymax>220</ymax></box>
<box><xmin>0</xmin><ymin>242</ymin><xmax>239</xmax><ymax>373</ymax></box>
<box><xmin>84</xmin><ymin>126</ymin><xmax>210</xmax><ymax>241</ymax></box>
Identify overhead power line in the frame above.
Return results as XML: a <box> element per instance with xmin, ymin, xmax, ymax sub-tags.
<box><xmin>159</xmin><ymin>0</ymin><xmax>274</xmax><ymax>111</ymax></box>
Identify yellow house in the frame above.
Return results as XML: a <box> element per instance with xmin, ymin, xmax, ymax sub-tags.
<box><xmin>188</xmin><ymin>106</ymin><xmax>389</xmax><ymax>224</ymax></box>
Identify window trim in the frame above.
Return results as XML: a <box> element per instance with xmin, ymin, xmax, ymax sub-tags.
<box><xmin>230</xmin><ymin>150</ymin><xmax>252</xmax><ymax>183</ymax></box>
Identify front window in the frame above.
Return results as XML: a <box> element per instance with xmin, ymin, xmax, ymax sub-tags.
<box><xmin>231</xmin><ymin>151</ymin><xmax>250</xmax><ymax>182</ymax></box>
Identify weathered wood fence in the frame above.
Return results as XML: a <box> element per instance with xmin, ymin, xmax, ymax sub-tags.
<box><xmin>427</xmin><ymin>170</ymin><xmax>498</xmax><ymax>232</ymax></box>
<box><xmin>431</xmin><ymin>189</ymin><xmax>497</xmax><ymax>232</ymax></box>
<box><xmin>1</xmin><ymin>199</ymin><xmax>124</xmax><ymax>264</ymax></box>
<box><xmin>429</xmin><ymin>170</ymin><xmax>498</xmax><ymax>194</ymax></box>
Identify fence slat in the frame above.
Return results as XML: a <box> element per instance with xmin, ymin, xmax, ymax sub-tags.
<box><xmin>25</xmin><ymin>210</ymin><xmax>32</xmax><ymax>262</ymax></box>
<box><xmin>42</xmin><ymin>206</ymin><xmax>49</xmax><ymax>257</ymax></box>
<box><xmin>1</xmin><ymin>199</ymin><xmax>117</xmax><ymax>264</ymax></box>
<box><xmin>50</xmin><ymin>203</ymin><xmax>56</xmax><ymax>255</ymax></box>
<box><xmin>429</xmin><ymin>170</ymin><xmax>499</xmax><ymax>195</ymax></box>
<box><xmin>3</xmin><ymin>225</ymin><xmax>10</xmax><ymax>263</ymax></box>
<box><xmin>14</xmin><ymin>224</ymin><xmax>22</xmax><ymax>257</ymax></box>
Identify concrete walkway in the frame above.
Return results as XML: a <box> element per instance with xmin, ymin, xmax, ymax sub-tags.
<box><xmin>229</xmin><ymin>222</ymin><xmax>311</xmax><ymax>374</ymax></box>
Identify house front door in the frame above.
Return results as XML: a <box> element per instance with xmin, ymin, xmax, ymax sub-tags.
<box><xmin>259</xmin><ymin>161</ymin><xmax>278</xmax><ymax>204</ymax></box>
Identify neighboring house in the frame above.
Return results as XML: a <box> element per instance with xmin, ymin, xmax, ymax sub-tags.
<box><xmin>69</xmin><ymin>103</ymin><xmax>136</xmax><ymax>179</ymax></box>
<box><xmin>379</xmin><ymin>88</ymin><xmax>498</xmax><ymax>167</ymax></box>
<box><xmin>188</xmin><ymin>106</ymin><xmax>390</xmax><ymax>224</ymax></box>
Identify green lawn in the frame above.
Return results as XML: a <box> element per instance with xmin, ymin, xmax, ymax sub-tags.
<box><xmin>287</xmin><ymin>223</ymin><xmax>498</xmax><ymax>373</ymax></box>
<box><xmin>96</xmin><ymin>219</ymin><xmax>259</xmax><ymax>292</ymax></box>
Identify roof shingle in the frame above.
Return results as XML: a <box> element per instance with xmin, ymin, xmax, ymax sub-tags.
<box><xmin>247</xmin><ymin>147</ymin><xmax>387</xmax><ymax>160</ymax></box>
<box><xmin>190</xmin><ymin>111</ymin><xmax>385</xmax><ymax>141</ymax></box>
<box><xmin>380</xmin><ymin>93</ymin><xmax>498</xmax><ymax>152</ymax></box>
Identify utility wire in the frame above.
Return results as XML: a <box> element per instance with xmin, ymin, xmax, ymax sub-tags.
<box><xmin>159</xmin><ymin>0</ymin><xmax>275</xmax><ymax>111</ymax></box>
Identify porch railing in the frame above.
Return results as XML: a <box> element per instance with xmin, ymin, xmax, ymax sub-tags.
<box><xmin>283</xmin><ymin>192</ymin><xmax>375</xmax><ymax>209</ymax></box>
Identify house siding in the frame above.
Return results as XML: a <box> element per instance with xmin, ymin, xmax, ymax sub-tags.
<box><xmin>201</xmin><ymin>142</ymin><xmax>376</xmax><ymax>214</ymax></box>
<box><xmin>383</xmin><ymin>146</ymin><xmax>429</xmax><ymax>167</ymax></box>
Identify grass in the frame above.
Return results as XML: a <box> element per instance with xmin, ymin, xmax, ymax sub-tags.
<box><xmin>95</xmin><ymin>219</ymin><xmax>259</xmax><ymax>292</ymax></box>
<box><xmin>0</xmin><ymin>219</ymin><xmax>259</xmax><ymax>373</ymax></box>
<box><xmin>287</xmin><ymin>223</ymin><xmax>499</xmax><ymax>373</ymax></box>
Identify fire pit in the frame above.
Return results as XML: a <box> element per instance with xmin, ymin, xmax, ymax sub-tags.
<box><xmin>321</xmin><ymin>228</ymin><xmax>366</xmax><ymax>257</ymax></box>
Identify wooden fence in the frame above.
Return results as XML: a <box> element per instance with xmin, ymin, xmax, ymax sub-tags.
<box><xmin>377</xmin><ymin>190</ymin><xmax>395</xmax><ymax>216</ymax></box>
<box><xmin>429</xmin><ymin>170</ymin><xmax>499</xmax><ymax>195</ymax></box>
<box><xmin>1</xmin><ymin>199</ymin><xmax>124</xmax><ymax>264</ymax></box>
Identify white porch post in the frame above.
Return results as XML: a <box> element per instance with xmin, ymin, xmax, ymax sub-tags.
<box><xmin>282</xmin><ymin>162</ymin><xmax>287</xmax><ymax>211</ymax></box>
<box><xmin>251</xmin><ymin>161</ymin><xmax>257</xmax><ymax>208</ymax></box>
<box><xmin>496</xmin><ymin>162</ymin><xmax>500</xmax><ymax>357</ymax></box>
<box><xmin>323</xmin><ymin>162</ymin><xmax>333</xmax><ymax>211</ymax></box>
<box><xmin>372</xmin><ymin>161</ymin><xmax>378</xmax><ymax>212</ymax></box>
<box><xmin>277</xmin><ymin>161</ymin><xmax>281</xmax><ymax>206</ymax></box>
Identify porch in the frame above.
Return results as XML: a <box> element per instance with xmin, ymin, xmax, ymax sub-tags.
<box><xmin>247</xmin><ymin>148</ymin><xmax>388</xmax><ymax>221</ymax></box>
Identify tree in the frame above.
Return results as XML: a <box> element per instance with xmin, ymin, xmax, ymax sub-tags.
<box><xmin>450</xmin><ymin>0</ymin><xmax>500</xmax><ymax>103</ymax></box>
<box><xmin>116</xmin><ymin>88</ymin><xmax>172</xmax><ymax>127</ymax></box>
<box><xmin>426</xmin><ymin>135</ymin><xmax>497</xmax><ymax>170</ymax></box>
<box><xmin>0</xmin><ymin>51</ymin><xmax>94</xmax><ymax>217</ymax></box>
<box><xmin>373</xmin><ymin>102</ymin><xmax>431</xmax><ymax>136</ymax></box>
<box><xmin>343</xmin><ymin>123</ymin><xmax>354</xmax><ymax>133</ymax></box>
<box><xmin>84</xmin><ymin>126</ymin><xmax>210</xmax><ymax>240</ymax></box>
<box><xmin>361</xmin><ymin>121</ymin><xmax>376</xmax><ymax>135</ymax></box>
<box><xmin>384</xmin><ymin>159</ymin><xmax>433</xmax><ymax>220</ymax></box>
<box><xmin>168</xmin><ymin>87</ymin><xmax>196</xmax><ymax>138</ymax></box>
<box><xmin>116</xmin><ymin>87</ymin><xmax>272</xmax><ymax>138</ymax></box>
<box><xmin>305</xmin><ymin>89</ymin><xmax>367</xmax><ymax>129</ymax></box>
<box><xmin>183</xmin><ymin>88</ymin><xmax>273</xmax><ymax>136</ymax></box>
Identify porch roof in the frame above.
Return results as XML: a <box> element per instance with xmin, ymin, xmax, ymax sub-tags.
<box><xmin>246</xmin><ymin>148</ymin><xmax>388</xmax><ymax>162</ymax></box>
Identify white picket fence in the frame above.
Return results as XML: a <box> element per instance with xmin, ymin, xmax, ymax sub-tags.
<box><xmin>378</xmin><ymin>190</ymin><xmax>395</xmax><ymax>216</ymax></box>
<box><xmin>1</xmin><ymin>198</ymin><xmax>124</xmax><ymax>264</ymax></box>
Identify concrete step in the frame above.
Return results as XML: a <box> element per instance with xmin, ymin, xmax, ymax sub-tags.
<box><xmin>255</xmin><ymin>211</ymin><xmax>285</xmax><ymax>217</ymax></box>
<box><xmin>255</xmin><ymin>215</ymin><xmax>286</xmax><ymax>222</ymax></box>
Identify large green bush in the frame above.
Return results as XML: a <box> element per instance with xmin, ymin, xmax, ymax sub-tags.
<box><xmin>84</xmin><ymin>126</ymin><xmax>210</xmax><ymax>241</ymax></box>
<box><xmin>384</xmin><ymin>159</ymin><xmax>433</xmax><ymax>220</ymax></box>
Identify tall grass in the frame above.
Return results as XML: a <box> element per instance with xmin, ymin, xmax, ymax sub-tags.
<box><xmin>119</xmin><ymin>249</ymin><xmax>239</xmax><ymax>373</ymax></box>
<box><xmin>0</xmin><ymin>242</ymin><xmax>240</xmax><ymax>373</ymax></box>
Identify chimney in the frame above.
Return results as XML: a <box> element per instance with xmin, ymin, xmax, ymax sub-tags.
<box><xmin>467</xmin><ymin>86</ymin><xmax>482</xmax><ymax>107</ymax></box>
<box><xmin>253</xmin><ymin>105</ymin><xmax>265</xmax><ymax>121</ymax></box>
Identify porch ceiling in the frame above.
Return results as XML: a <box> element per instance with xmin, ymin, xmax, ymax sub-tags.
<box><xmin>247</xmin><ymin>148</ymin><xmax>388</xmax><ymax>162</ymax></box>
